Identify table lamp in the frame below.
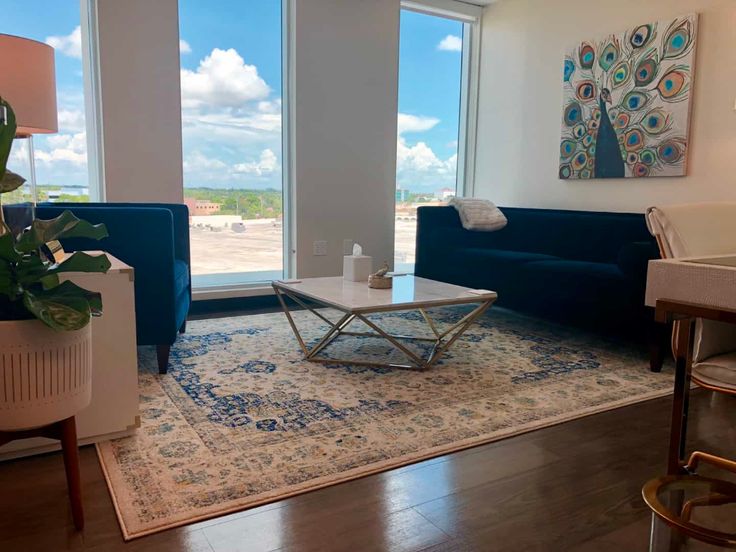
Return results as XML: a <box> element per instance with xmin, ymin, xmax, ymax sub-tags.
<box><xmin>0</xmin><ymin>33</ymin><xmax>58</xmax><ymax>204</ymax></box>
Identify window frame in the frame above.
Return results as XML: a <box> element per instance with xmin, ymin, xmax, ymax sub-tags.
<box><xmin>400</xmin><ymin>0</ymin><xmax>482</xmax><ymax>197</ymax></box>
<box><xmin>175</xmin><ymin>0</ymin><xmax>292</xmax><ymax>297</ymax></box>
<box><xmin>81</xmin><ymin>0</ymin><xmax>105</xmax><ymax>202</ymax></box>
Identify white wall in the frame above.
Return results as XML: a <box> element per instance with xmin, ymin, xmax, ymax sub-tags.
<box><xmin>474</xmin><ymin>0</ymin><xmax>736</xmax><ymax>213</ymax></box>
<box><xmin>95</xmin><ymin>0</ymin><xmax>184</xmax><ymax>203</ymax></box>
<box><xmin>292</xmin><ymin>0</ymin><xmax>400</xmax><ymax>277</ymax></box>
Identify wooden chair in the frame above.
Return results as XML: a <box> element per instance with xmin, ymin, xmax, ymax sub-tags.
<box><xmin>646</xmin><ymin>203</ymin><xmax>736</xmax><ymax>371</ymax></box>
<box><xmin>643</xmin><ymin>300</ymin><xmax>736</xmax><ymax>549</ymax></box>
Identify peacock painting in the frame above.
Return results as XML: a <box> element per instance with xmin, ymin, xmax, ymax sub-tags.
<box><xmin>560</xmin><ymin>14</ymin><xmax>698</xmax><ymax>180</ymax></box>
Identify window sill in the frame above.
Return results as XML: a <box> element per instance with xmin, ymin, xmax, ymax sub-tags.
<box><xmin>192</xmin><ymin>284</ymin><xmax>275</xmax><ymax>301</ymax></box>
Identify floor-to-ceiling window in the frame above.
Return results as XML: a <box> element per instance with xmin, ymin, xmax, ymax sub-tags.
<box><xmin>395</xmin><ymin>4</ymin><xmax>477</xmax><ymax>272</ymax></box>
<box><xmin>2</xmin><ymin>2</ymin><xmax>92</xmax><ymax>204</ymax></box>
<box><xmin>179</xmin><ymin>0</ymin><xmax>284</xmax><ymax>289</ymax></box>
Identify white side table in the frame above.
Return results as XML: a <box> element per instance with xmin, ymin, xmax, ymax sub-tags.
<box><xmin>0</xmin><ymin>252</ymin><xmax>139</xmax><ymax>460</ymax></box>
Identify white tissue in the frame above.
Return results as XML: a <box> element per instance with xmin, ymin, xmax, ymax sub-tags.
<box><xmin>352</xmin><ymin>243</ymin><xmax>363</xmax><ymax>256</ymax></box>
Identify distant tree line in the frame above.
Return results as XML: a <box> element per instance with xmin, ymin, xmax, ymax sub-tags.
<box><xmin>184</xmin><ymin>187</ymin><xmax>283</xmax><ymax>220</ymax></box>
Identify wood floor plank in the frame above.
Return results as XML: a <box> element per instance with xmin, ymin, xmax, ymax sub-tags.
<box><xmin>203</xmin><ymin>506</ymin><xmax>450</xmax><ymax>552</ymax></box>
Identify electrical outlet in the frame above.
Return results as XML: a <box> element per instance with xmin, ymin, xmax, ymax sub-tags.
<box><xmin>343</xmin><ymin>239</ymin><xmax>354</xmax><ymax>255</ymax></box>
<box><xmin>313</xmin><ymin>240</ymin><xmax>328</xmax><ymax>256</ymax></box>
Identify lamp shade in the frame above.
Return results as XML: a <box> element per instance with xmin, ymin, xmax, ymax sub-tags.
<box><xmin>0</xmin><ymin>33</ymin><xmax>58</xmax><ymax>136</ymax></box>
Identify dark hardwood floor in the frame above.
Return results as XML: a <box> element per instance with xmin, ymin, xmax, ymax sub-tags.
<box><xmin>1</xmin><ymin>388</ymin><xmax>734</xmax><ymax>551</ymax></box>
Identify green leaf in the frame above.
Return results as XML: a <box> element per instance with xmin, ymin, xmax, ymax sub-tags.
<box><xmin>16</xmin><ymin>254</ymin><xmax>48</xmax><ymax>286</ymax></box>
<box><xmin>0</xmin><ymin>170</ymin><xmax>26</xmax><ymax>194</ymax></box>
<box><xmin>0</xmin><ymin>232</ymin><xmax>20</xmax><ymax>262</ymax></box>
<box><xmin>40</xmin><ymin>273</ymin><xmax>60</xmax><ymax>290</ymax></box>
<box><xmin>16</xmin><ymin>210</ymin><xmax>108</xmax><ymax>253</ymax></box>
<box><xmin>0</xmin><ymin>259</ymin><xmax>17</xmax><ymax>298</ymax></box>
<box><xmin>48</xmin><ymin>251</ymin><xmax>111</xmax><ymax>275</ymax></box>
<box><xmin>0</xmin><ymin>99</ymin><xmax>17</xmax><ymax>177</ymax></box>
<box><xmin>22</xmin><ymin>280</ymin><xmax>103</xmax><ymax>331</ymax></box>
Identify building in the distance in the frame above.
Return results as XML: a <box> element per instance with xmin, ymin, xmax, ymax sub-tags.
<box><xmin>395</xmin><ymin>188</ymin><xmax>410</xmax><ymax>202</ymax></box>
<box><xmin>184</xmin><ymin>198</ymin><xmax>222</xmax><ymax>217</ymax></box>
<box><xmin>436</xmin><ymin>187</ymin><xmax>455</xmax><ymax>201</ymax></box>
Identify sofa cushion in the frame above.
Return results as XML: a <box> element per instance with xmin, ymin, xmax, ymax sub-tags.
<box><xmin>520</xmin><ymin>259</ymin><xmax>627</xmax><ymax>288</ymax></box>
<box><xmin>617</xmin><ymin>241</ymin><xmax>660</xmax><ymax>284</ymax></box>
<box><xmin>515</xmin><ymin>260</ymin><xmax>633</xmax><ymax>324</ymax></box>
<box><xmin>173</xmin><ymin>260</ymin><xmax>190</xmax><ymax>300</ymax></box>
<box><xmin>452</xmin><ymin>248</ymin><xmax>558</xmax><ymax>290</ymax></box>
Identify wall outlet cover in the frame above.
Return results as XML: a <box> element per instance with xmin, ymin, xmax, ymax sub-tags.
<box><xmin>313</xmin><ymin>240</ymin><xmax>328</xmax><ymax>256</ymax></box>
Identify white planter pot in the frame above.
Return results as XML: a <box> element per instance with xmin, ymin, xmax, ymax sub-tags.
<box><xmin>0</xmin><ymin>319</ymin><xmax>92</xmax><ymax>431</ymax></box>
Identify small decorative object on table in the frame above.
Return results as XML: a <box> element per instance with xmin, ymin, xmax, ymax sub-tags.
<box><xmin>368</xmin><ymin>261</ymin><xmax>392</xmax><ymax>289</ymax></box>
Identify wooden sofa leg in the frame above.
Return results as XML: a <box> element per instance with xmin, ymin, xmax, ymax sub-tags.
<box><xmin>649</xmin><ymin>320</ymin><xmax>669</xmax><ymax>373</ymax></box>
<box><xmin>179</xmin><ymin>321</ymin><xmax>187</xmax><ymax>334</ymax></box>
<box><xmin>157</xmin><ymin>344</ymin><xmax>171</xmax><ymax>374</ymax></box>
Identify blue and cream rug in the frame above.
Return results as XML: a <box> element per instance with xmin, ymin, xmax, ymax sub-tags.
<box><xmin>97</xmin><ymin>306</ymin><xmax>672</xmax><ymax>539</ymax></box>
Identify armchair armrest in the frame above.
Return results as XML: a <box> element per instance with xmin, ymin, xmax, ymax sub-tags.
<box><xmin>36</xmin><ymin>204</ymin><xmax>181</xmax><ymax>345</ymax></box>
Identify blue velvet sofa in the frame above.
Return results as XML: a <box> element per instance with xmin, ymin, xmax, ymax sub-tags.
<box><xmin>415</xmin><ymin>206</ymin><xmax>660</xmax><ymax>335</ymax></box>
<box><xmin>36</xmin><ymin>203</ymin><xmax>191</xmax><ymax>374</ymax></box>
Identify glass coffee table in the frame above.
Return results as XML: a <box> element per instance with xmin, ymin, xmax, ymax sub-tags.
<box><xmin>272</xmin><ymin>276</ymin><xmax>497</xmax><ymax>370</ymax></box>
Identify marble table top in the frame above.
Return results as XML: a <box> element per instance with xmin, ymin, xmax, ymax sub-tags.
<box><xmin>274</xmin><ymin>276</ymin><xmax>497</xmax><ymax>314</ymax></box>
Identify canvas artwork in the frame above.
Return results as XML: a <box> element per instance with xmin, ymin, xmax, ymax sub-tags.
<box><xmin>559</xmin><ymin>14</ymin><xmax>698</xmax><ymax>180</ymax></box>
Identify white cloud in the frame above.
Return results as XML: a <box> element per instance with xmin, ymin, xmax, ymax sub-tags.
<box><xmin>397</xmin><ymin>113</ymin><xmax>439</xmax><ymax>135</ymax></box>
<box><xmin>437</xmin><ymin>35</ymin><xmax>462</xmax><ymax>52</ymax></box>
<box><xmin>57</xmin><ymin>109</ymin><xmax>86</xmax><ymax>133</ymax></box>
<box><xmin>396</xmin><ymin>137</ymin><xmax>457</xmax><ymax>191</ymax></box>
<box><xmin>35</xmin><ymin>132</ymin><xmax>87</xmax><ymax>166</ymax></box>
<box><xmin>182</xmin><ymin>110</ymin><xmax>282</xmax><ymax>140</ymax></box>
<box><xmin>257</xmin><ymin>99</ymin><xmax>281</xmax><ymax>114</ymax></box>
<box><xmin>397</xmin><ymin>138</ymin><xmax>452</xmax><ymax>173</ymax></box>
<box><xmin>181</xmin><ymin>48</ymin><xmax>270</xmax><ymax>109</ymax></box>
<box><xmin>46</xmin><ymin>26</ymin><xmax>82</xmax><ymax>59</ymax></box>
<box><xmin>233</xmin><ymin>149</ymin><xmax>278</xmax><ymax>176</ymax></box>
<box><xmin>179</xmin><ymin>39</ymin><xmax>192</xmax><ymax>54</ymax></box>
<box><xmin>178</xmin><ymin>47</ymin><xmax>283</xmax><ymax>188</ymax></box>
<box><xmin>183</xmin><ymin>151</ymin><xmax>229</xmax><ymax>173</ymax></box>
<box><xmin>9</xmin><ymin>141</ymin><xmax>28</xmax><ymax>166</ymax></box>
<box><xmin>395</xmin><ymin>113</ymin><xmax>456</xmax><ymax>189</ymax></box>
<box><xmin>182</xmin><ymin>149</ymin><xmax>279</xmax><ymax>182</ymax></box>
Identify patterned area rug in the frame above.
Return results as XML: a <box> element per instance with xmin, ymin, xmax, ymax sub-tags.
<box><xmin>97</xmin><ymin>306</ymin><xmax>672</xmax><ymax>539</ymax></box>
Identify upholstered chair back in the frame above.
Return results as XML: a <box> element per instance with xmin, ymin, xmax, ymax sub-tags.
<box><xmin>646</xmin><ymin>203</ymin><xmax>736</xmax><ymax>364</ymax></box>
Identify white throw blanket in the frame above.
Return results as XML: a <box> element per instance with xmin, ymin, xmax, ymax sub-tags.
<box><xmin>449</xmin><ymin>198</ymin><xmax>507</xmax><ymax>231</ymax></box>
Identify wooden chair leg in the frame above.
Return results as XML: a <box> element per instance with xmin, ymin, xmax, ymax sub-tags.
<box><xmin>157</xmin><ymin>343</ymin><xmax>171</xmax><ymax>374</ymax></box>
<box><xmin>59</xmin><ymin>416</ymin><xmax>84</xmax><ymax>531</ymax></box>
<box><xmin>668</xmin><ymin>318</ymin><xmax>694</xmax><ymax>475</ymax></box>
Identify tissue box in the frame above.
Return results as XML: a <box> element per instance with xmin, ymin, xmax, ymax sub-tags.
<box><xmin>343</xmin><ymin>255</ymin><xmax>372</xmax><ymax>282</ymax></box>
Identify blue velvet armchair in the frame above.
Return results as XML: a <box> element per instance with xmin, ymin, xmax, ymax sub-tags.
<box><xmin>36</xmin><ymin>203</ymin><xmax>191</xmax><ymax>374</ymax></box>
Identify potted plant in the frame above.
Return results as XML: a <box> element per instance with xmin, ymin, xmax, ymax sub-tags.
<box><xmin>0</xmin><ymin>98</ymin><xmax>111</xmax><ymax>432</ymax></box>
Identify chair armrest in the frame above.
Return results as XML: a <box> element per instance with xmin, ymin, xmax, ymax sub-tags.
<box><xmin>36</xmin><ymin>205</ymin><xmax>180</xmax><ymax>344</ymax></box>
<box><xmin>164</xmin><ymin>203</ymin><xmax>191</xmax><ymax>265</ymax></box>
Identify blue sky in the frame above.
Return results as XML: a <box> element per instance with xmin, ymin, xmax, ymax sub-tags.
<box><xmin>3</xmin><ymin>1</ymin><xmax>463</xmax><ymax>193</ymax></box>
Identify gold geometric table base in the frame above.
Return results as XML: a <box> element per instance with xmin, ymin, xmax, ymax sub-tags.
<box><xmin>273</xmin><ymin>285</ymin><xmax>494</xmax><ymax>371</ymax></box>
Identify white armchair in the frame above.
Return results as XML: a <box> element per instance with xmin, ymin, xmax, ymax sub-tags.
<box><xmin>646</xmin><ymin>202</ymin><xmax>736</xmax><ymax>385</ymax></box>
